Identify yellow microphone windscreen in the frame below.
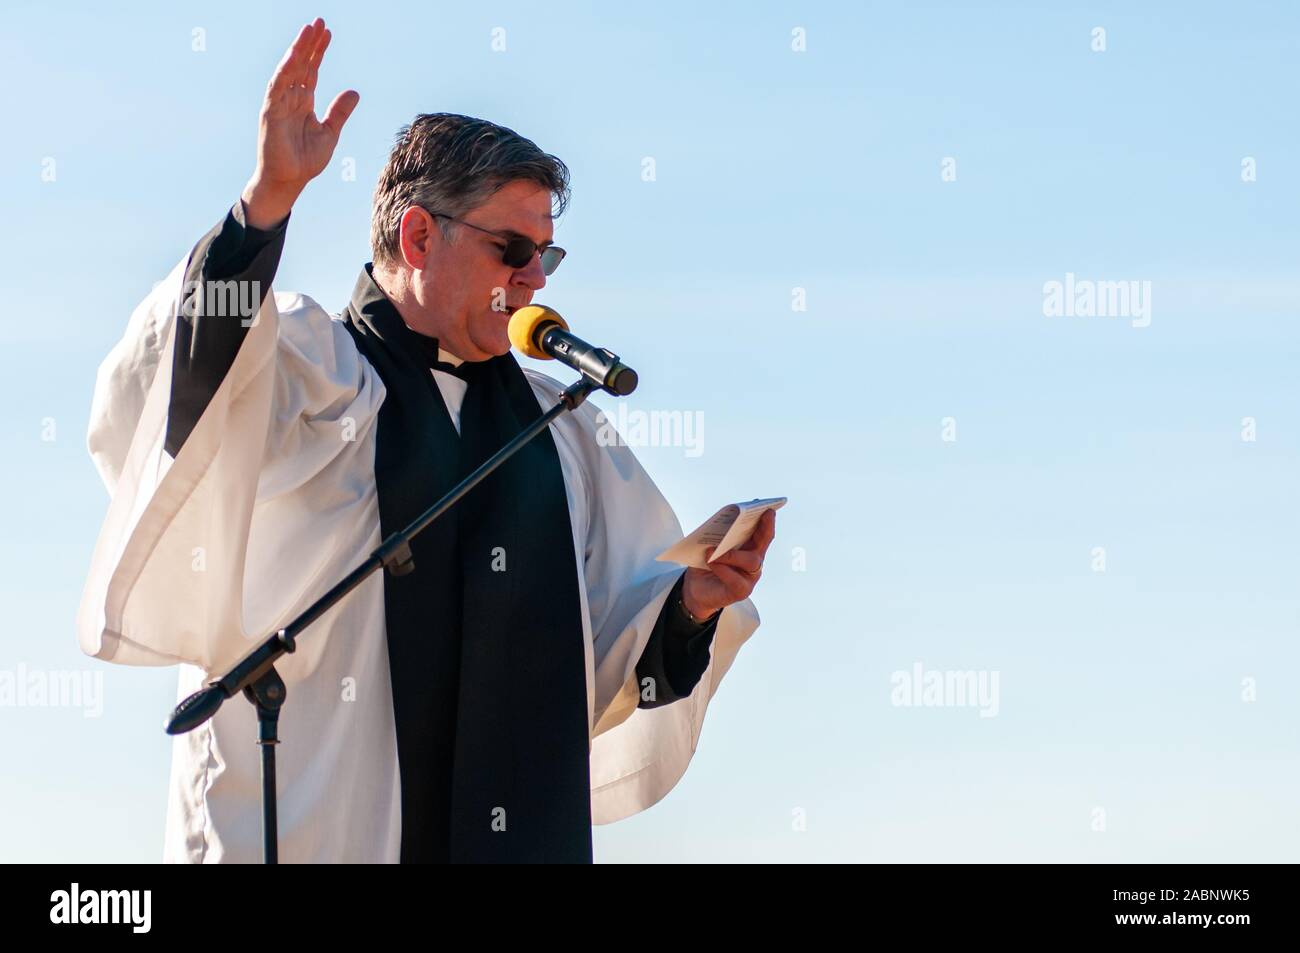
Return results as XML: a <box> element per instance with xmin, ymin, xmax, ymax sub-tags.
<box><xmin>508</xmin><ymin>305</ymin><xmax>568</xmax><ymax>359</ymax></box>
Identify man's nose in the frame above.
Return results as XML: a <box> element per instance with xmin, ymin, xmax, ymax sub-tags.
<box><xmin>512</xmin><ymin>251</ymin><xmax>547</xmax><ymax>291</ymax></box>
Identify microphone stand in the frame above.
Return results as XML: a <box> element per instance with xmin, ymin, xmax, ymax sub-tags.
<box><xmin>164</xmin><ymin>375</ymin><xmax>606</xmax><ymax>863</ymax></box>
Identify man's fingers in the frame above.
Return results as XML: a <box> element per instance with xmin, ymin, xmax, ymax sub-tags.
<box><xmin>266</xmin><ymin>29</ymin><xmax>307</xmax><ymax>99</ymax></box>
<box><xmin>290</xmin><ymin>19</ymin><xmax>324</xmax><ymax>96</ymax></box>
<box><xmin>736</xmin><ymin>509</ymin><xmax>777</xmax><ymax>556</ymax></box>
<box><xmin>267</xmin><ymin>20</ymin><xmax>321</xmax><ymax>100</ymax></box>
<box><xmin>304</xmin><ymin>27</ymin><xmax>331</xmax><ymax>93</ymax></box>
<box><xmin>321</xmin><ymin>89</ymin><xmax>360</xmax><ymax>136</ymax></box>
<box><xmin>708</xmin><ymin>548</ymin><xmax>762</xmax><ymax>574</ymax></box>
<box><xmin>708</xmin><ymin>562</ymin><xmax>756</xmax><ymax>601</ymax></box>
<box><xmin>754</xmin><ymin>511</ymin><xmax>777</xmax><ymax>558</ymax></box>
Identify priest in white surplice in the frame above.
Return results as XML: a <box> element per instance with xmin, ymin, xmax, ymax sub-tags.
<box><xmin>76</xmin><ymin>19</ymin><xmax>776</xmax><ymax>863</ymax></box>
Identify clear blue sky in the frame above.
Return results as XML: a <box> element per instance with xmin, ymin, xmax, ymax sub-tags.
<box><xmin>2</xmin><ymin>0</ymin><xmax>1297</xmax><ymax>862</ymax></box>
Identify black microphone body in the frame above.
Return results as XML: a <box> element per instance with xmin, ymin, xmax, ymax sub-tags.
<box><xmin>538</xmin><ymin>324</ymin><xmax>639</xmax><ymax>396</ymax></box>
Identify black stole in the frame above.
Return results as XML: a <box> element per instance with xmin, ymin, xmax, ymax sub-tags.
<box><xmin>342</xmin><ymin>264</ymin><xmax>592</xmax><ymax>863</ymax></box>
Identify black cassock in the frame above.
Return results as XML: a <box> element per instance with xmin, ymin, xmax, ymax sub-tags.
<box><xmin>165</xmin><ymin>200</ymin><xmax>720</xmax><ymax>862</ymax></box>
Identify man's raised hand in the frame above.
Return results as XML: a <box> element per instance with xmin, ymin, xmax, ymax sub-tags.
<box><xmin>242</xmin><ymin>18</ymin><xmax>359</xmax><ymax>229</ymax></box>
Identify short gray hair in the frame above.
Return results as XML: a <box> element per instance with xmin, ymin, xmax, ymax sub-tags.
<box><xmin>369</xmin><ymin>113</ymin><xmax>571</xmax><ymax>268</ymax></box>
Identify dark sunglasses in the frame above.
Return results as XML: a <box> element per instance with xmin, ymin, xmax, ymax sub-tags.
<box><xmin>425</xmin><ymin>209</ymin><xmax>566</xmax><ymax>276</ymax></box>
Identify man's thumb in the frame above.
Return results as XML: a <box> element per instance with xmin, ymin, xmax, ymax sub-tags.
<box><xmin>322</xmin><ymin>89</ymin><xmax>360</xmax><ymax>135</ymax></box>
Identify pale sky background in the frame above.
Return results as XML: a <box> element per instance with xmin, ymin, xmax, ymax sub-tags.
<box><xmin>2</xmin><ymin>1</ymin><xmax>1297</xmax><ymax>862</ymax></box>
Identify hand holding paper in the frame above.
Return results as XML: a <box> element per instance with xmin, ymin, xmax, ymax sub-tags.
<box><xmin>657</xmin><ymin>497</ymin><xmax>786</xmax><ymax>620</ymax></box>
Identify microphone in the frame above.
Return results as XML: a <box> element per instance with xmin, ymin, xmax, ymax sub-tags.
<box><xmin>508</xmin><ymin>305</ymin><xmax>639</xmax><ymax>397</ymax></box>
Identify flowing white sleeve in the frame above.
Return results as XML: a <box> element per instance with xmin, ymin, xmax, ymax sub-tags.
<box><xmin>532</xmin><ymin>376</ymin><xmax>761</xmax><ymax>824</ymax></box>
<box><xmin>77</xmin><ymin>257</ymin><xmax>385</xmax><ymax>677</ymax></box>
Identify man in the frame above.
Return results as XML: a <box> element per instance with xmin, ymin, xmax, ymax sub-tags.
<box><xmin>77</xmin><ymin>18</ymin><xmax>775</xmax><ymax>863</ymax></box>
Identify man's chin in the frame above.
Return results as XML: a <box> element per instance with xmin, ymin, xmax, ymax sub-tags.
<box><xmin>480</xmin><ymin>312</ymin><xmax>514</xmax><ymax>357</ymax></box>
<box><xmin>466</xmin><ymin>336</ymin><xmax>512</xmax><ymax>361</ymax></box>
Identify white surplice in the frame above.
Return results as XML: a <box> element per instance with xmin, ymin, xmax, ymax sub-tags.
<box><xmin>77</xmin><ymin>256</ymin><xmax>760</xmax><ymax>863</ymax></box>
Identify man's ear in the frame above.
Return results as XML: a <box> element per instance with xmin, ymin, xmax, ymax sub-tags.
<box><xmin>398</xmin><ymin>206</ymin><xmax>436</xmax><ymax>269</ymax></box>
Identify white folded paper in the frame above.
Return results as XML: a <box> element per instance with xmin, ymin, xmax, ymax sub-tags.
<box><xmin>655</xmin><ymin>497</ymin><xmax>787</xmax><ymax>570</ymax></box>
